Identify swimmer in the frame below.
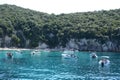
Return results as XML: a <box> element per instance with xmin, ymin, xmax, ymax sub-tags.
<box><xmin>62</xmin><ymin>53</ymin><xmax>77</xmax><ymax>59</ymax></box>
<box><xmin>99</xmin><ymin>59</ymin><xmax>110</xmax><ymax>67</ymax></box>
<box><xmin>7</xmin><ymin>53</ymin><xmax>13</xmax><ymax>59</ymax></box>
<box><xmin>101</xmin><ymin>61</ymin><xmax>104</xmax><ymax>67</ymax></box>
<box><xmin>70</xmin><ymin>54</ymin><xmax>77</xmax><ymax>58</ymax></box>
<box><xmin>90</xmin><ymin>53</ymin><xmax>98</xmax><ymax>59</ymax></box>
<box><xmin>31</xmin><ymin>50</ymin><xmax>41</xmax><ymax>56</ymax></box>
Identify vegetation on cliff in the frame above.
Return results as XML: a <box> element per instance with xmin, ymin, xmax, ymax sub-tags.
<box><xmin>0</xmin><ymin>4</ymin><xmax>120</xmax><ymax>48</ymax></box>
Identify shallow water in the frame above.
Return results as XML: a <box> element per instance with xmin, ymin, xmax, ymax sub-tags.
<box><xmin>0</xmin><ymin>50</ymin><xmax>120</xmax><ymax>80</ymax></box>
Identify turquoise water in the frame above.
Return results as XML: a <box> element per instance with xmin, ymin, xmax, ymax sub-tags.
<box><xmin>0</xmin><ymin>50</ymin><xmax>120</xmax><ymax>80</ymax></box>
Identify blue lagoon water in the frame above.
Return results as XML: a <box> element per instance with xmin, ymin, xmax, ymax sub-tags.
<box><xmin>0</xmin><ymin>50</ymin><xmax>120</xmax><ymax>80</ymax></box>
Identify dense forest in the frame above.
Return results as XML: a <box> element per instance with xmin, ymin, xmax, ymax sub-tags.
<box><xmin>0</xmin><ymin>4</ymin><xmax>120</xmax><ymax>51</ymax></box>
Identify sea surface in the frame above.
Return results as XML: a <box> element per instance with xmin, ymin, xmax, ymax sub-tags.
<box><xmin>0</xmin><ymin>50</ymin><xmax>120</xmax><ymax>80</ymax></box>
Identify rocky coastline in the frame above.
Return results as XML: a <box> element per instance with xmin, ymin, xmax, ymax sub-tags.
<box><xmin>0</xmin><ymin>37</ymin><xmax>120</xmax><ymax>52</ymax></box>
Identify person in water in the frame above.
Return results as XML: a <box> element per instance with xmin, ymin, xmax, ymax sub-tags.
<box><xmin>70</xmin><ymin>54</ymin><xmax>77</xmax><ymax>58</ymax></box>
<box><xmin>7</xmin><ymin>53</ymin><xmax>13</xmax><ymax>59</ymax></box>
<box><xmin>101</xmin><ymin>59</ymin><xmax>105</xmax><ymax>67</ymax></box>
<box><xmin>99</xmin><ymin>58</ymin><xmax>110</xmax><ymax>67</ymax></box>
<box><xmin>91</xmin><ymin>53</ymin><xmax>98</xmax><ymax>59</ymax></box>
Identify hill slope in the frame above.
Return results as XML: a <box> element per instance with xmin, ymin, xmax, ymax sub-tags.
<box><xmin>0</xmin><ymin>4</ymin><xmax>120</xmax><ymax>51</ymax></box>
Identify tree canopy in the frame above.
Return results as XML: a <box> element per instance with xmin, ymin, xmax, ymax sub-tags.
<box><xmin>0</xmin><ymin>4</ymin><xmax>120</xmax><ymax>48</ymax></box>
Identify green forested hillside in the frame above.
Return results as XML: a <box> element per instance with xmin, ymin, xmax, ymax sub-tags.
<box><xmin>0</xmin><ymin>4</ymin><xmax>120</xmax><ymax>48</ymax></box>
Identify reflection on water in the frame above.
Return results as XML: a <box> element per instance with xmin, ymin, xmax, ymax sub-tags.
<box><xmin>0</xmin><ymin>50</ymin><xmax>120</xmax><ymax>79</ymax></box>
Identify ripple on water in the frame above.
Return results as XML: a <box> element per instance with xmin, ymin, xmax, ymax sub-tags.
<box><xmin>0</xmin><ymin>51</ymin><xmax>120</xmax><ymax>80</ymax></box>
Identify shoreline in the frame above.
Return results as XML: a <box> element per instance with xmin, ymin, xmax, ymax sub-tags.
<box><xmin>0</xmin><ymin>48</ymin><xmax>120</xmax><ymax>53</ymax></box>
<box><xmin>0</xmin><ymin>48</ymin><xmax>31</xmax><ymax>50</ymax></box>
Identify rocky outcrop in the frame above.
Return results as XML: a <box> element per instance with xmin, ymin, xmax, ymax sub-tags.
<box><xmin>0</xmin><ymin>36</ymin><xmax>120</xmax><ymax>52</ymax></box>
<box><xmin>65</xmin><ymin>38</ymin><xmax>120</xmax><ymax>52</ymax></box>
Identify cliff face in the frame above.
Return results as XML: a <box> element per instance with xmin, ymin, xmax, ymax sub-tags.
<box><xmin>65</xmin><ymin>39</ymin><xmax>120</xmax><ymax>52</ymax></box>
<box><xmin>1</xmin><ymin>36</ymin><xmax>120</xmax><ymax>52</ymax></box>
